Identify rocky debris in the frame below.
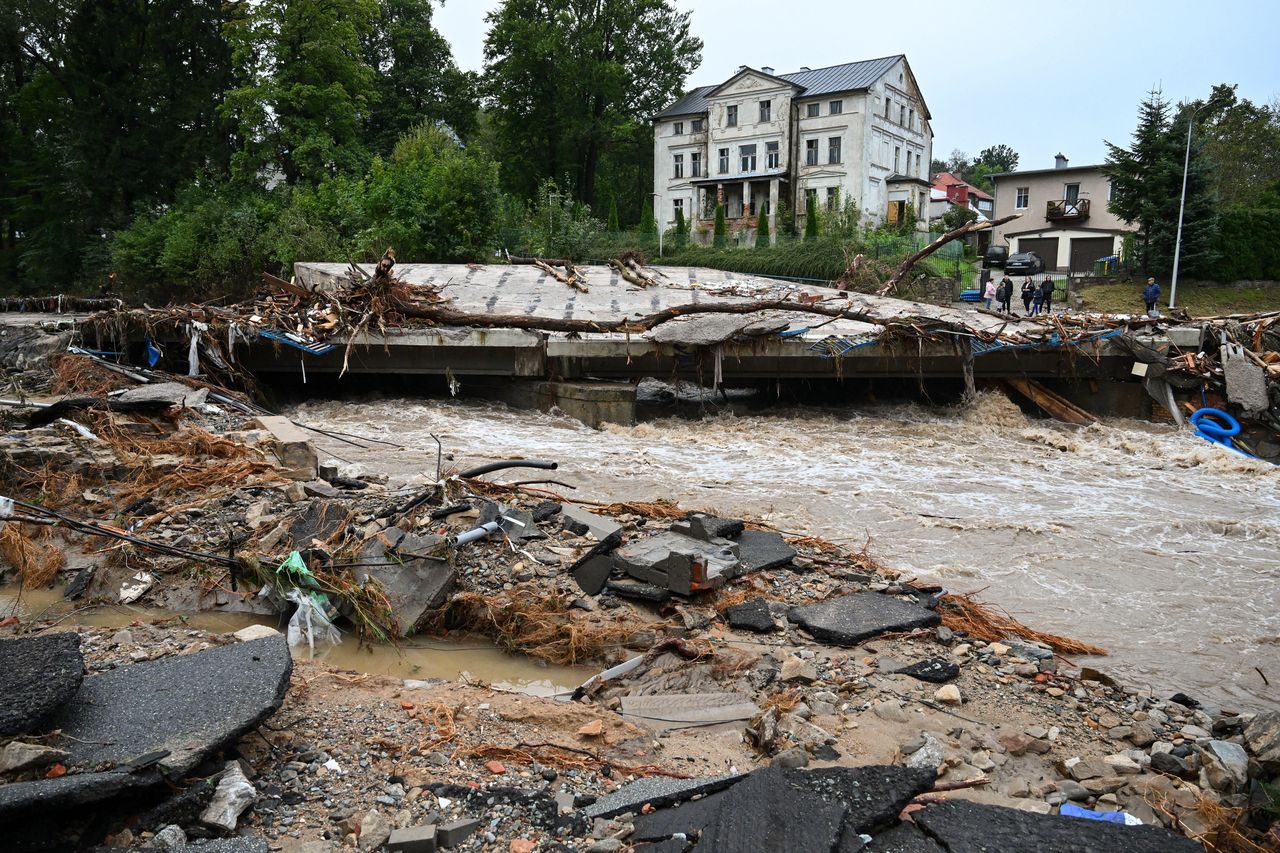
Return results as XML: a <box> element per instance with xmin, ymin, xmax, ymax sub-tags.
<box><xmin>437</xmin><ymin>816</ymin><xmax>482</xmax><ymax>846</ymax></box>
<box><xmin>0</xmin><ymin>632</ymin><xmax>84</xmax><ymax>736</ymax></box>
<box><xmin>631</xmin><ymin>765</ymin><xmax>936</xmax><ymax>851</ymax></box>
<box><xmin>1243</xmin><ymin>711</ymin><xmax>1280</xmax><ymax>772</ymax></box>
<box><xmin>572</xmin><ymin>554</ymin><xmax>616</xmax><ymax>596</ymax></box>
<box><xmin>0</xmin><ymin>741</ymin><xmax>69</xmax><ymax>774</ymax></box>
<box><xmin>118</xmin><ymin>381</ymin><xmax>210</xmax><ymax>409</ymax></box>
<box><xmin>897</xmin><ymin>658</ymin><xmax>959</xmax><ymax>683</ymax></box>
<box><xmin>387</xmin><ymin>825</ymin><xmax>437</xmax><ymax>852</ymax></box>
<box><xmin>253</xmin><ymin>415</ymin><xmax>319</xmax><ymax>480</ymax></box>
<box><xmin>201</xmin><ymin>762</ymin><xmax>257</xmax><ymax>832</ymax></box>
<box><xmin>620</xmin><ymin>692</ymin><xmax>759</xmax><ymax>733</ymax></box>
<box><xmin>669</xmin><ymin>513</ymin><xmax>745</xmax><ymax>542</ymax></box>
<box><xmin>605</xmin><ymin>577</ymin><xmax>671</xmax><ymax>602</ymax></box>
<box><xmin>788</xmin><ymin>592</ymin><xmax>940</xmax><ymax>646</ymax></box>
<box><xmin>725</xmin><ymin>597</ymin><xmax>777</xmax><ymax>632</ymax></box>
<box><xmin>561</xmin><ymin>504</ymin><xmax>624</xmax><ymax>542</ymax></box>
<box><xmin>911</xmin><ymin>798</ymin><xmax>1204</xmax><ymax>853</ymax></box>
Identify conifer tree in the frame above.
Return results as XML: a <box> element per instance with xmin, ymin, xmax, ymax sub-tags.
<box><xmin>755</xmin><ymin>200</ymin><xmax>770</xmax><ymax>248</ymax></box>
<box><xmin>712</xmin><ymin>202</ymin><xmax>727</xmax><ymax>248</ymax></box>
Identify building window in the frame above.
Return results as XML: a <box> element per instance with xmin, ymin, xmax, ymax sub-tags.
<box><xmin>805</xmin><ymin>188</ymin><xmax>818</xmax><ymax>213</ymax></box>
<box><xmin>766</xmin><ymin>141</ymin><xmax>779</xmax><ymax>169</ymax></box>
<box><xmin>690</xmin><ymin>152</ymin><xmax>702</xmax><ymax>178</ymax></box>
<box><xmin>884</xmin><ymin>98</ymin><xmax>891</xmax><ymax>119</ymax></box>
<box><xmin>759</xmin><ymin>100</ymin><xmax>771</xmax><ymax>123</ymax></box>
<box><xmin>893</xmin><ymin>146</ymin><xmax>901</xmax><ymax>173</ymax></box>
<box><xmin>904</xmin><ymin>151</ymin><xmax>912</xmax><ymax>175</ymax></box>
<box><xmin>1064</xmin><ymin>183</ymin><xmax>1080</xmax><ymax>202</ymax></box>
<box><xmin>726</xmin><ymin>105</ymin><xmax>738</xmax><ymax>127</ymax></box>
<box><xmin>691</xmin><ymin>118</ymin><xmax>704</xmax><ymax>132</ymax></box>
<box><xmin>718</xmin><ymin>148</ymin><xmax>729</xmax><ymax>174</ymax></box>
<box><xmin>672</xmin><ymin>198</ymin><xmax>684</xmax><ymax>221</ymax></box>
<box><xmin>829</xmin><ymin>99</ymin><xmax>843</xmax><ymax>115</ymax></box>
<box><xmin>908</xmin><ymin>108</ymin><xmax>915</xmax><ymax>130</ymax></box>
<box><xmin>674</xmin><ymin>121</ymin><xmax>684</xmax><ymax>136</ymax></box>
<box><xmin>739</xmin><ymin>144</ymin><xmax>757</xmax><ymax>172</ymax></box>
<box><xmin>826</xmin><ymin>187</ymin><xmax>839</xmax><ymax>210</ymax></box>
<box><xmin>899</xmin><ymin>105</ymin><xmax>906</xmax><ymax>125</ymax></box>
<box><xmin>828</xmin><ymin>136</ymin><xmax>841</xmax><ymax>164</ymax></box>
<box><xmin>1015</xmin><ymin>187</ymin><xmax>1029</xmax><ymax>209</ymax></box>
<box><xmin>806</xmin><ymin>102</ymin><xmax>819</xmax><ymax>118</ymax></box>
<box><xmin>805</xmin><ymin>138</ymin><xmax>819</xmax><ymax>166</ymax></box>
<box><xmin>672</xmin><ymin>153</ymin><xmax>683</xmax><ymax>179</ymax></box>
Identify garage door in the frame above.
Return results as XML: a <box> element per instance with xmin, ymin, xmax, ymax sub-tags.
<box><xmin>1018</xmin><ymin>237</ymin><xmax>1060</xmax><ymax>270</ymax></box>
<box><xmin>1069</xmin><ymin>237</ymin><xmax>1116</xmax><ymax>274</ymax></box>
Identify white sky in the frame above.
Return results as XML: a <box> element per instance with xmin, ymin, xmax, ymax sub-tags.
<box><xmin>435</xmin><ymin>0</ymin><xmax>1280</xmax><ymax>170</ymax></box>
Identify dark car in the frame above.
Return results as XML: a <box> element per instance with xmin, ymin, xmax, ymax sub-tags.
<box><xmin>982</xmin><ymin>245</ymin><xmax>1008</xmax><ymax>268</ymax></box>
<box><xmin>1004</xmin><ymin>251</ymin><xmax>1045</xmax><ymax>275</ymax></box>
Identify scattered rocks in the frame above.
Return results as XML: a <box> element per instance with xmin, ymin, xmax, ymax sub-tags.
<box><xmin>934</xmin><ymin>684</ymin><xmax>962</xmax><ymax>705</ymax></box>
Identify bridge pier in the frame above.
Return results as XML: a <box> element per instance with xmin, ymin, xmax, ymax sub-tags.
<box><xmin>468</xmin><ymin>379</ymin><xmax>637</xmax><ymax>428</ymax></box>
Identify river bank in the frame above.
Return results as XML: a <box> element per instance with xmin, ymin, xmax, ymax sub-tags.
<box><xmin>1</xmin><ymin>351</ymin><xmax>1278</xmax><ymax>851</ymax></box>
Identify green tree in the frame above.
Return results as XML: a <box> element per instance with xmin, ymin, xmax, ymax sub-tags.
<box><xmin>755</xmin><ymin>201</ymin><xmax>770</xmax><ymax>248</ymax></box>
<box><xmin>775</xmin><ymin>197</ymin><xmax>795</xmax><ymax>238</ymax></box>
<box><xmin>712</xmin><ymin>202</ymin><xmax>727</xmax><ymax>248</ymax></box>
<box><xmin>607</xmin><ymin>195</ymin><xmax>621</xmax><ymax>232</ymax></box>
<box><xmin>673</xmin><ymin>207</ymin><xmax>687</xmax><ymax>249</ymax></box>
<box><xmin>940</xmin><ymin>204</ymin><xmax>978</xmax><ymax>231</ymax></box>
<box><xmin>804</xmin><ymin>202</ymin><xmax>819</xmax><ymax>241</ymax></box>
<box><xmin>1181</xmin><ymin>84</ymin><xmax>1280</xmax><ymax>209</ymax></box>
<box><xmin>1105</xmin><ymin>88</ymin><xmax>1217</xmax><ymax>277</ymax></box>
<box><xmin>482</xmin><ymin>0</ymin><xmax>702</xmax><ymax>206</ymax></box>
<box><xmin>639</xmin><ymin>196</ymin><xmax>657</xmax><ymax>242</ymax></box>
<box><xmin>976</xmin><ymin>144</ymin><xmax>1019</xmax><ymax>173</ymax></box>
<box><xmin>362</xmin><ymin>0</ymin><xmax>479</xmax><ymax>156</ymax></box>
<box><xmin>223</xmin><ymin>0</ymin><xmax>379</xmax><ymax>186</ymax></box>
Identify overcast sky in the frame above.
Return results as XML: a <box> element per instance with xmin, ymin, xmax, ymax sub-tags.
<box><xmin>436</xmin><ymin>0</ymin><xmax>1279</xmax><ymax>171</ymax></box>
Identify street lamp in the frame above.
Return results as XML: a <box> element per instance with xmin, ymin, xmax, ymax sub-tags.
<box><xmin>649</xmin><ymin>192</ymin><xmax>663</xmax><ymax>258</ymax></box>
<box><xmin>1169</xmin><ymin>103</ymin><xmax>1208</xmax><ymax>310</ymax></box>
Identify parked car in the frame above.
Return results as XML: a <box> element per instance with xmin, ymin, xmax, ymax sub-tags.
<box><xmin>982</xmin><ymin>245</ymin><xmax>1008</xmax><ymax>268</ymax></box>
<box><xmin>1004</xmin><ymin>252</ymin><xmax>1045</xmax><ymax>275</ymax></box>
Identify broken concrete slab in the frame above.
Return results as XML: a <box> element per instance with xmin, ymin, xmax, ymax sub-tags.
<box><xmin>648</xmin><ymin>313</ymin><xmax>757</xmax><ymax>347</ymax></box>
<box><xmin>0</xmin><ymin>632</ymin><xmax>84</xmax><ymax>736</ymax></box>
<box><xmin>725</xmin><ymin>597</ymin><xmax>777</xmax><ymax>633</ymax></box>
<box><xmin>583</xmin><ymin>771</ymin><xmax>746</xmax><ymax>820</ymax></box>
<box><xmin>669</xmin><ymin>513</ymin><xmax>744</xmax><ymax>542</ymax></box>
<box><xmin>735</xmin><ymin>530</ymin><xmax>796</xmax><ymax>572</ymax></box>
<box><xmin>498</xmin><ymin>508</ymin><xmax>545</xmax><ymax>541</ymax></box>
<box><xmin>788</xmin><ymin>593</ymin><xmax>940</xmax><ymax>646</ymax></box>
<box><xmin>118</xmin><ymin>381</ymin><xmax>208</xmax><ymax>409</ymax></box>
<box><xmin>573</xmin><ymin>554</ymin><xmax>616</xmax><ymax>596</ymax></box>
<box><xmin>620</xmin><ymin>693</ymin><xmax>759</xmax><ymax>733</ymax></box>
<box><xmin>47</xmin><ymin>635</ymin><xmax>292</xmax><ymax>777</ymax></box>
<box><xmin>605</xmin><ymin>578</ymin><xmax>670</xmax><ymax>602</ymax></box>
<box><xmin>911</xmin><ymin>798</ymin><xmax>1204</xmax><ymax>853</ymax></box>
<box><xmin>896</xmin><ymin>658</ymin><xmax>960</xmax><ymax>684</ymax></box>
<box><xmin>561</xmin><ymin>504</ymin><xmax>624</xmax><ymax>542</ymax></box>
<box><xmin>253</xmin><ymin>415</ymin><xmax>319</xmax><ymax>478</ymax></box>
<box><xmin>287</xmin><ymin>500</ymin><xmax>349</xmax><ymax>549</ymax></box>
<box><xmin>357</xmin><ymin>529</ymin><xmax>454</xmax><ymax>635</ymax></box>
<box><xmin>632</xmin><ymin>765</ymin><xmax>935</xmax><ymax>851</ymax></box>
<box><xmin>1222</xmin><ymin>344</ymin><xmax>1270</xmax><ymax>415</ymax></box>
<box><xmin>613</xmin><ymin>531</ymin><xmax>738</xmax><ymax>596</ymax></box>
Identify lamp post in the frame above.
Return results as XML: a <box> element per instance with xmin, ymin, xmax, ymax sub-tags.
<box><xmin>1169</xmin><ymin>103</ymin><xmax>1208</xmax><ymax>310</ymax></box>
<box><xmin>649</xmin><ymin>192</ymin><xmax>663</xmax><ymax>257</ymax></box>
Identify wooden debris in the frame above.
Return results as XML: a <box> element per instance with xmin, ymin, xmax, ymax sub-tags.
<box><xmin>1004</xmin><ymin>378</ymin><xmax>1098</xmax><ymax>426</ymax></box>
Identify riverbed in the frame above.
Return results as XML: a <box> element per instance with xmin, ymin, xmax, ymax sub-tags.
<box><xmin>287</xmin><ymin>389</ymin><xmax>1280</xmax><ymax>711</ymax></box>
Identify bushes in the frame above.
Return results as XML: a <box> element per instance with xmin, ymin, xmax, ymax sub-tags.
<box><xmin>1215</xmin><ymin>208</ymin><xmax>1280</xmax><ymax>280</ymax></box>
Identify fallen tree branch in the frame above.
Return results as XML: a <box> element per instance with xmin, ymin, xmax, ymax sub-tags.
<box><xmin>876</xmin><ymin>213</ymin><xmax>1021</xmax><ymax>297</ymax></box>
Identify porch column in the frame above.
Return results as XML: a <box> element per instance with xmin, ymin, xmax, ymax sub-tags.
<box><xmin>742</xmin><ymin>181</ymin><xmax>750</xmax><ymax>217</ymax></box>
<box><xmin>768</xmin><ymin>179</ymin><xmax>779</xmax><ymax>245</ymax></box>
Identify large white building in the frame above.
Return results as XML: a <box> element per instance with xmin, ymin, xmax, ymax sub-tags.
<box><xmin>652</xmin><ymin>55</ymin><xmax>933</xmax><ymax>243</ymax></box>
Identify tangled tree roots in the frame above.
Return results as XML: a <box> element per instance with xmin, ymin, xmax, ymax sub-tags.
<box><xmin>424</xmin><ymin>588</ymin><xmax>651</xmax><ymax>666</ymax></box>
<box><xmin>938</xmin><ymin>592</ymin><xmax>1107</xmax><ymax>657</ymax></box>
<box><xmin>0</xmin><ymin>523</ymin><xmax>65</xmax><ymax>589</ymax></box>
<box><xmin>50</xmin><ymin>355</ymin><xmax>129</xmax><ymax>397</ymax></box>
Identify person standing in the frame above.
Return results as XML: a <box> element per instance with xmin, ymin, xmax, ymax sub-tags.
<box><xmin>1142</xmin><ymin>277</ymin><xmax>1161</xmax><ymax>316</ymax></box>
<box><xmin>1030</xmin><ymin>280</ymin><xmax>1045</xmax><ymax>316</ymax></box>
<box><xmin>999</xmin><ymin>274</ymin><xmax>1014</xmax><ymax>313</ymax></box>
<box><xmin>1021</xmin><ymin>277</ymin><xmax>1035</xmax><ymax>314</ymax></box>
<box><xmin>1039</xmin><ymin>275</ymin><xmax>1055</xmax><ymax>314</ymax></box>
<box><xmin>983</xmin><ymin>276</ymin><xmax>997</xmax><ymax>310</ymax></box>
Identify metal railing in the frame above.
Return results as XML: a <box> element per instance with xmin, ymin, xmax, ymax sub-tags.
<box><xmin>1046</xmin><ymin>198</ymin><xmax>1090</xmax><ymax>220</ymax></box>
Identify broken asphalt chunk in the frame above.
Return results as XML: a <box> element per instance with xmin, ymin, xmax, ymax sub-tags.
<box><xmin>725</xmin><ymin>597</ymin><xmax>777</xmax><ymax>633</ymax></box>
<box><xmin>911</xmin><ymin>798</ymin><xmax>1204</xmax><ymax>853</ymax></box>
<box><xmin>583</xmin><ymin>771</ymin><xmax>747</xmax><ymax>820</ymax></box>
<box><xmin>561</xmin><ymin>503</ymin><xmax>624</xmax><ymax>541</ymax></box>
<box><xmin>573</xmin><ymin>553</ymin><xmax>616</xmax><ymax>596</ymax></box>
<box><xmin>605</xmin><ymin>577</ymin><xmax>670</xmax><ymax>602</ymax></box>
<box><xmin>0</xmin><ymin>633</ymin><xmax>84</xmax><ymax>736</ymax></box>
<box><xmin>896</xmin><ymin>658</ymin><xmax>960</xmax><ymax>683</ymax></box>
<box><xmin>788</xmin><ymin>592</ymin><xmax>940</xmax><ymax>646</ymax></box>
<box><xmin>735</xmin><ymin>530</ymin><xmax>796</xmax><ymax>572</ymax></box>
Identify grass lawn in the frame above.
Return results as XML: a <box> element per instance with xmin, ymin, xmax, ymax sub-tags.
<box><xmin>1079</xmin><ymin>283</ymin><xmax>1280</xmax><ymax>316</ymax></box>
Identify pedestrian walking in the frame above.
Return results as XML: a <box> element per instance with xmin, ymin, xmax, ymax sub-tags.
<box><xmin>1142</xmin><ymin>277</ymin><xmax>1161</xmax><ymax>316</ymax></box>
<box><xmin>1021</xmin><ymin>278</ymin><xmax>1035</xmax><ymax>314</ymax></box>
<box><xmin>1039</xmin><ymin>276</ymin><xmax>1055</xmax><ymax>314</ymax></box>
<box><xmin>983</xmin><ymin>277</ymin><xmax>997</xmax><ymax>310</ymax></box>
<box><xmin>999</xmin><ymin>274</ymin><xmax>1014</xmax><ymax>313</ymax></box>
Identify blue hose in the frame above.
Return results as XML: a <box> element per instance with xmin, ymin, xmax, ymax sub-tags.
<box><xmin>1189</xmin><ymin>408</ymin><xmax>1252</xmax><ymax>457</ymax></box>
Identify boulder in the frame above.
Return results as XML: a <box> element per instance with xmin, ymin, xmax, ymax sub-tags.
<box><xmin>0</xmin><ymin>633</ymin><xmax>84</xmax><ymax>736</ymax></box>
<box><xmin>788</xmin><ymin>593</ymin><xmax>939</xmax><ymax>646</ymax></box>
<box><xmin>1243</xmin><ymin>711</ymin><xmax>1280</xmax><ymax>772</ymax></box>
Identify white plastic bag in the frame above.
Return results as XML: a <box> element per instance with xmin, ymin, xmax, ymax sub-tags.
<box><xmin>285</xmin><ymin>589</ymin><xmax>341</xmax><ymax>656</ymax></box>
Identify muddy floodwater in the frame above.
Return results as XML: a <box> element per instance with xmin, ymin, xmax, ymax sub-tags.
<box><xmin>0</xmin><ymin>586</ymin><xmax>583</xmax><ymax>697</ymax></box>
<box><xmin>288</xmin><ymin>390</ymin><xmax>1280</xmax><ymax>712</ymax></box>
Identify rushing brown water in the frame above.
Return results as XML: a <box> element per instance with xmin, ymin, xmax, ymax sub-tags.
<box><xmin>0</xmin><ymin>586</ymin><xmax>584</xmax><ymax>697</ymax></box>
<box><xmin>288</xmin><ymin>390</ymin><xmax>1280</xmax><ymax>712</ymax></box>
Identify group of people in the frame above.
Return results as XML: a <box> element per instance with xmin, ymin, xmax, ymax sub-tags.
<box><xmin>983</xmin><ymin>274</ymin><xmax>1056</xmax><ymax>316</ymax></box>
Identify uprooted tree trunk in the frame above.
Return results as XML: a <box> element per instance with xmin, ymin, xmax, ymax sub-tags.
<box><xmin>875</xmin><ymin>213</ymin><xmax>1021</xmax><ymax>297</ymax></box>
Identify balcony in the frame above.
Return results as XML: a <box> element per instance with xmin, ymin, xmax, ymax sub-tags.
<box><xmin>1046</xmin><ymin>198</ymin><xmax>1090</xmax><ymax>221</ymax></box>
